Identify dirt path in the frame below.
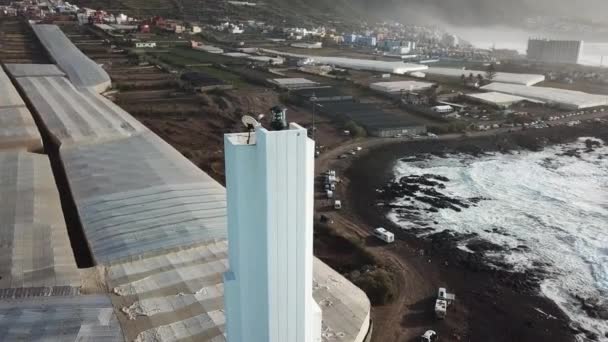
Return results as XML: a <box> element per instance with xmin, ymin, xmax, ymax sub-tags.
<box><xmin>315</xmin><ymin>138</ymin><xmax>440</xmax><ymax>342</ymax></box>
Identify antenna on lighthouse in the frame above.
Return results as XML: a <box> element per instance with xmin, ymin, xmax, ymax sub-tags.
<box><xmin>242</xmin><ymin>115</ymin><xmax>260</xmax><ymax>144</ymax></box>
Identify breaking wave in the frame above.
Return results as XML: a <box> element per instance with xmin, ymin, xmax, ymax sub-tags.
<box><xmin>388</xmin><ymin>137</ymin><xmax>608</xmax><ymax>340</ymax></box>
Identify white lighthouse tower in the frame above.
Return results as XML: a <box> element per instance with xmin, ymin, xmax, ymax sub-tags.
<box><xmin>223</xmin><ymin>122</ymin><xmax>322</xmax><ymax>342</ymax></box>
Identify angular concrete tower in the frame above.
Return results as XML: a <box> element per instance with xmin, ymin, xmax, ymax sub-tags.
<box><xmin>223</xmin><ymin>123</ymin><xmax>322</xmax><ymax>342</ymax></box>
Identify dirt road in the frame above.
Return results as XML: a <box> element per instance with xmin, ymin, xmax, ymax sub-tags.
<box><xmin>315</xmin><ymin>139</ymin><xmax>442</xmax><ymax>342</ymax></box>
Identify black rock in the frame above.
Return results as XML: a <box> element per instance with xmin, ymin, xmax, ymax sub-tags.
<box><xmin>466</xmin><ymin>239</ymin><xmax>505</xmax><ymax>253</ymax></box>
<box><xmin>586</xmin><ymin>332</ymin><xmax>599</xmax><ymax>341</ymax></box>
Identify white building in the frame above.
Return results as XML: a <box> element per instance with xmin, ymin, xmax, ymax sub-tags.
<box><xmin>224</xmin><ymin>123</ymin><xmax>322</xmax><ymax>342</ymax></box>
<box><xmin>230</xmin><ymin>25</ymin><xmax>244</xmax><ymax>34</ymax></box>
<box><xmin>432</xmin><ymin>105</ymin><xmax>454</xmax><ymax>114</ymax></box>
<box><xmin>481</xmin><ymin>82</ymin><xmax>608</xmax><ymax>109</ymax></box>
<box><xmin>441</xmin><ymin>34</ymin><xmax>459</xmax><ymax>48</ymax></box>
<box><xmin>370</xmin><ymin>80</ymin><xmax>435</xmax><ymax>94</ymax></box>
<box><xmin>269</xmin><ymin>78</ymin><xmax>320</xmax><ymax>89</ymax></box>
<box><xmin>135</xmin><ymin>41</ymin><xmax>156</xmax><ymax>48</ymax></box>
<box><xmin>527</xmin><ymin>39</ymin><xmax>583</xmax><ymax>64</ymax></box>
<box><xmin>291</xmin><ymin>42</ymin><xmax>323</xmax><ymax>49</ymax></box>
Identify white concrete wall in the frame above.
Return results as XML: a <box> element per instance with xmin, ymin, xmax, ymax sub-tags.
<box><xmin>224</xmin><ymin>123</ymin><xmax>321</xmax><ymax>342</ymax></box>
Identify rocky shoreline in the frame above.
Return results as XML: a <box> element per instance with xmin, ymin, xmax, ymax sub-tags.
<box><xmin>345</xmin><ymin>123</ymin><xmax>608</xmax><ymax>342</ymax></box>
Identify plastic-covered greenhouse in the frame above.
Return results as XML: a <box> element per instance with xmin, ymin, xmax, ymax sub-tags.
<box><xmin>0</xmin><ymin>151</ymin><xmax>79</xmax><ymax>290</ymax></box>
<box><xmin>426</xmin><ymin>67</ymin><xmax>546</xmax><ymax>86</ymax></box>
<box><xmin>482</xmin><ymin>82</ymin><xmax>608</xmax><ymax>109</ymax></box>
<box><xmin>0</xmin><ymin>66</ymin><xmax>25</xmax><ymax>108</ymax></box>
<box><xmin>4</xmin><ymin>63</ymin><xmax>66</xmax><ymax>78</ymax></box>
<box><xmin>16</xmin><ymin>76</ymin><xmax>147</xmax><ymax>146</ymax></box>
<box><xmin>0</xmin><ymin>295</ymin><xmax>124</xmax><ymax>341</ymax></box>
<box><xmin>60</xmin><ymin>132</ymin><xmax>228</xmax><ymax>264</ymax></box>
<box><xmin>31</xmin><ymin>24</ymin><xmax>111</xmax><ymax>93</ymax></box>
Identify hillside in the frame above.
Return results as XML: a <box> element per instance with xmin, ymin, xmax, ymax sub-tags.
<box><xmin>70</xmin><ymin>0</ymin><xmax>607</xmax><ymax>31</ymax></box>
<box><xmin>70</xmin><ymin>0</ymin><xmax>372</xmax><ymax>27</ymax></box>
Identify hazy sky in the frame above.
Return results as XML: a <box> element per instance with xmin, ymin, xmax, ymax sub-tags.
<box><xmin>360</xmin><ymin>0</ymin><xmax>608</xmax><ymax>26</ymax></box>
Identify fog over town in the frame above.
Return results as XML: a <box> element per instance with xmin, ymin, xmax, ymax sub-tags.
<box><xmin>0</xmin><ymin>0</ymin><xmax>607</xmax><ymax>342</ymax></box>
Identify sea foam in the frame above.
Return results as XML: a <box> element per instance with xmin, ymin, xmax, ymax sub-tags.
<box><xmin>388</xmin><ymin>138</ymin><xmax>608</xmax><ymax>340</ymax></box>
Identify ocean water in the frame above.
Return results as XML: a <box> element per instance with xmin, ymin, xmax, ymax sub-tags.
<box><xmin>387</xmin><ymin>138</ymin><xmax>608</xmax><ymax>340</ymax></box>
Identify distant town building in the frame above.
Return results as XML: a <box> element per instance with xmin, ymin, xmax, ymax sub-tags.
<box><xmin>355</xmin><ymin>36</ymin><xmax>377</xmax><ymax>47</ymax></box>
<box><xmin>527</xmin><ymin>39</ymin><xmax>583</xmax><ymax>64</ymax></box>
<box><xmin>230</xmin><ymin>25</ymin><xmax>244</xmax><ymax>34</ymax></box>
<box><xmin>380</xmin><ymin>40</ymin><xmax>415</xmax><ymax>54</ymax></box>
<box><xmin>291</xmin><ymin>42</ymin><xmax>323</xmax><ymax>49</ymax></box>
<box><xmin>432</xmin><ymin>105</ymin><xmax>454</xmax><ymax>114</ymax></box>
<box><xmin>348</xmin><ymin>34</ymin><xmax>357</xmax><ymax>44</ymax></box>
<box><xmin>134</xmin><ymin>41</ymin><xmax>156</xmax><ymax>48</ymax></box>
<box><xmin>441</xmin><ymin>34</ymin><xmax>459</xmax><ymax>48</ymax></box>
<box><xmin>191</xmin><ymin>25</ymin><xmax>201</xmax><ymax>34</ymax></box>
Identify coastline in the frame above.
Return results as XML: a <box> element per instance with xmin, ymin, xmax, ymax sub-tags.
<box><xmin>343</xmin><ymin>123</ymin><xmax>608</xmax><ymax>341</ymax></box>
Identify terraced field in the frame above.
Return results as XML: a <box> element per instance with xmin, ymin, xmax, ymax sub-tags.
<box><xmin>0</xmin><ymin>18</ymin><xmax>49</xmax><ymax>64</ymax></box>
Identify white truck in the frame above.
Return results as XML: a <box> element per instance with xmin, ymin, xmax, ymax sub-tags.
<box><xmin>373</xmin><ymin>227</ymin><xmax>394</xmax><ymax>243</ymax></box>
<box><xmin>435</xmin><ymin>287</ymin><xmax>456</xmax><ymax>319</ymax></box>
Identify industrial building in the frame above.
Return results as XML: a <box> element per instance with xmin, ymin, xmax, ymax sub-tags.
<box><xmin>481</xmin><ymin>82</ymin><xmax>608</xmax><ymax>110</ymax></box>
<box><xmin>0</xmin><ymin>23</ymin><xmax>371</xmax><ymax>342</ymax></box>
<box><xmin>291</xmin><ymin>87</ymin><xmax>354</xmax><ymax>102</ymax></box>
<box><xmin>465</xmin><ymin>92</ymin><xmax>541</xmax><ymax>108</ymax></box>
<box><xmin>320</xmin><ymin>102</ymin><xmax>427</xmax><ymax>137</ymax></box>
<box><xmin>527</xmin><ymin>39</ymin><xmax>583</xmax><ymax>65</ymax></box>
<box><xmin>307</xmin><ymin>56</ymin><xmax>427</xmax><ymax>75</ymax></box>
<box><xmin>270</xmin><ymin>77</ymin><xmax>321</xmax><ymax>89</ymax></box>
<box><xmin>425</xmin><ymin>67</ymin><xmax>545</xmax><ymax>86</ymax></box>
<box><xmin>223</xmin><ymin>52</ymin><xmax>285</xmax><ymax>65</ymax></box>
<box><xmin>370</xmin><ymin>80</ymin><xmax>435</xmax><ymax>94</ymax></box>
<box><xmin>261</xmin><ymin>48</ymin><xmax>428</xmax><ymax>75</ymax></box>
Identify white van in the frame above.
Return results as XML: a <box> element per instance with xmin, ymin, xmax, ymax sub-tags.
<box><xmin>373</xmin><ymin>227</ymin><xmax>394</xmax><ymax>243</ymax></box>
<box><xmin>334</xmin><ymin>200</ymin><xmax>342</xmax><ymax>210</ymax></box>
